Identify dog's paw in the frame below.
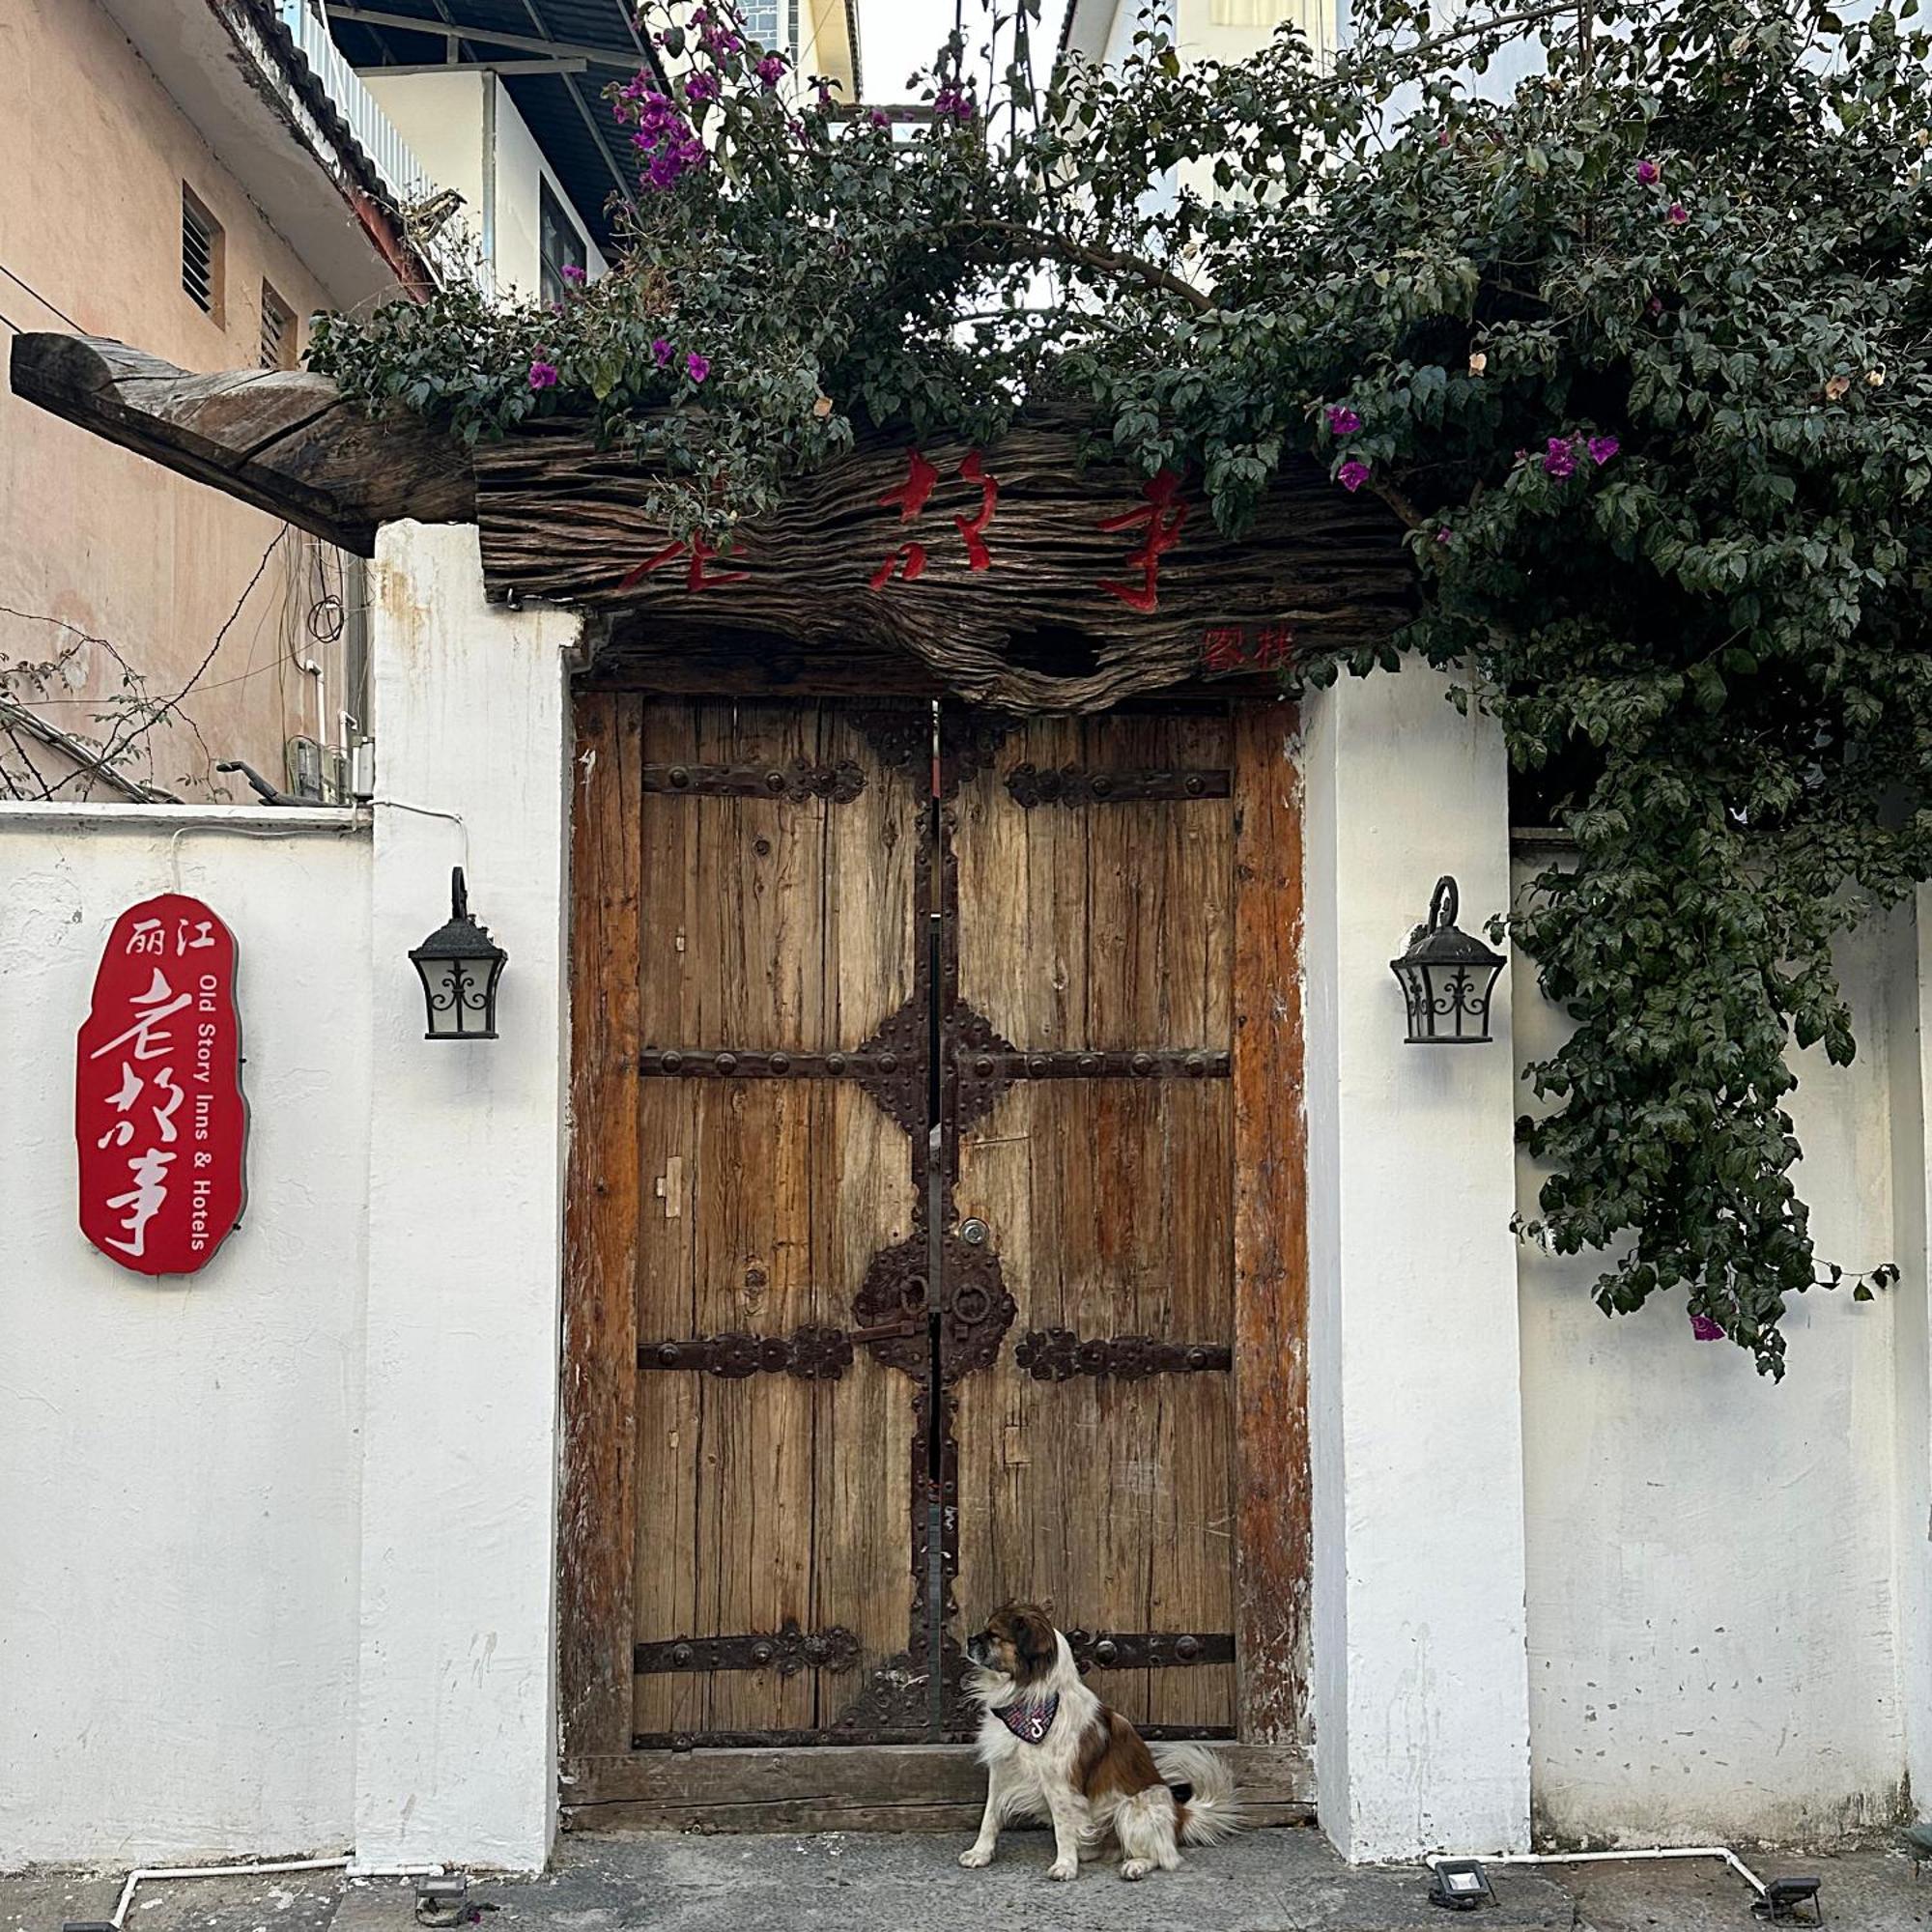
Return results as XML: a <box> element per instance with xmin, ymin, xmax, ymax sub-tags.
<box><xmin>1047</xmin><ymin>1860</ymin><xmax>1080</xmax><ymax>1883</ymax></box>
<box><xmin>1120</xmin><ymin>1860</ymin><xmax>1152</xmax><ymax>1883</ymax></box>
<box><xmin>957</xmin><ymin>1846</ymin><xmax>995</xmax><ymax>1870</ymax></box>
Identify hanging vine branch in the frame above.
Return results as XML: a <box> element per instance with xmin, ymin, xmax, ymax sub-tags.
<box><xmin>306</xmin><ymin>0</ymin><xmax>1932</xmax><ymax>1376</ymax></box>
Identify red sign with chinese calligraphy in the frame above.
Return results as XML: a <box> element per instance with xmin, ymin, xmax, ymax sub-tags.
<box><xmin>75</xmin><ymin>895</ymin><xmax>247</xmax><ymax>1276</ymax></box>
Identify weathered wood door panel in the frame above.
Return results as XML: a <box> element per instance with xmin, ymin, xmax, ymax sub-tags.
<box><xmin>563</xmin><ymin>693</ymin><xmax>1308</xmax><ymax>1792</ymax></box>
<box><xmin>951</xmin><ymin>713</ymin><xmax>1238</xmax><ymax>1732</ymax></box>
<box><xmin>618</xmin><ymin>697</ymin><xmax>923</xmax><ymax>1744</ymax></box>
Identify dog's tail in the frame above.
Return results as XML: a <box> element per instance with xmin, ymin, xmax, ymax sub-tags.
<box><xmin>1153</xmin><ymin>1742</ymin><xmax>1246</xmax><ymax>1846</ymax></box>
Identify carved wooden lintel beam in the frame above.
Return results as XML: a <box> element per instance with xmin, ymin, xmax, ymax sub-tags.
<box><xmin>6</xmin><ymin>333</ymin><xmax>473</xmax><ymax>555</ymax></box>
<box><xmin>475</xmin><ymin>421</ymin><xmax>1415</xmax><ymax>713</ymax></box>
<box><xmin>8</xmin><ymin>336</ymin><xmax>1416</xmax><ymax>714</ymax></box>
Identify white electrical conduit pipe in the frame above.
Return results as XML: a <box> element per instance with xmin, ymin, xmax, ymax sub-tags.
<box><xmin>99</xmin><ymin>1856</ymin><xmax>446</xmax><ymax>1929</ymax></box>
<box><xmin>1429</xmin><ymin>1845</ymin><xmax>1770</xmax><ymax>1896</ymax></box>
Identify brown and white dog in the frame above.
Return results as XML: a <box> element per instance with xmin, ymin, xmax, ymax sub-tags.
<box><xmin>959</xmin><ymin>1602</ymin><xmax>1243</xmax><ymax>1883</ymax></box>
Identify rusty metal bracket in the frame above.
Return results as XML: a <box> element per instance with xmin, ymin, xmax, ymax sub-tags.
<box><xmin>1014</xmin><ymin>1329</ymin><xmax>1234</xmax><ymax>1380</ymax></box>
<box><xmin>1064</xmin><ymin>1630</ymin><xmax>1236</xmax><ymax>1670</ymax></box>
<box><xmin>855</xmin><ymin>990</ymin><xmax>933</xmax><ymax>1139</ymax></box>
<box><xmin>639</xmin><ymin>1323</ymin><xmax>855</xmax><ymax>1380</ymax></box>
<box><xmin>641</xmin><ymin>757</ymin><xmax>866</xmax><ymax>802</ymax></box>
<box><xmin>634</xmin><ymin>1621</ymin><xmax>863</xmax><ymax>1677</ymax></box>
<box><xmin>1005</xmin><ymin>765</ymin><xmax>1231</xmax><ymax>809</ymax></box>
<box><xmin>852</xmin><ymin>1228</ymin><xmax>1016</xmax><ymax>1382</ymax></box>
<box><xmin>851</xmin><ymin>706</ymin><xmax>1016</xmax><ymax>798</ymax></box>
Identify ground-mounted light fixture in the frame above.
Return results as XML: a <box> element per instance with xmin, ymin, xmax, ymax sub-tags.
<box><xmin>1427</xmin><ymin>1858</ymin><xmax>1495</xmax><ymax>1912</ymax></box>
<box><xmin>1752</xmin><ymin>1876</ymin><xmax>1823</xmax><ymax>1925</ymax></box>
<box><xmin>409</xmin><ymin>867</ymin><xmax>507</xmax><ymax>1040</ymax></box>
<box><xmin>1390</xmin><ymin>875</ymin><xmax>1507</xmax><ymax>1044</ymax></box>
<box><xmin>413</xmin><ymin>1872</ymin><xmax>471</xmax><ymax>1928</ymax></box>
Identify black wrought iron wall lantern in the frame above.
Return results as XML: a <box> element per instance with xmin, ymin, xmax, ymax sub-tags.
<box><xmin>1390</xmin><ymin>875</ymin><xmax>1506</xmax><ymax>1044</ymax></box>
<box><xmin>409</xmin><ymin>867</ymin><xmax>508</xmax><ymax>1040</ymax></box>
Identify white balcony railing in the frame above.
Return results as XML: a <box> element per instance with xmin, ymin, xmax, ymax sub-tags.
<box><xmin>269</xmin><ymin>0</ymin><xmax>483</xmax><ymax>290</ymax></box>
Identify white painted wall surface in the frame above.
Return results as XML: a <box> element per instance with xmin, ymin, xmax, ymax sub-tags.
<box><xmin>362</xmin><ymin>70</ymin><xmax>488</xmax><ymax>249</ymax></box>
<box><xmin>361</xmin><ymin>71</ymin><xmax>608</xmax><ymax>299</ymax></box>
<box><xmin>490</xmin><ymin>90</ymin><xmax>610</xmax><ymax>300</ymax></box>
<box><xmin>1301</xmin><ymin>664</ymin><xmax>1531</xmax><ymax>1862</ymax></box>
<box><xmin>0</xmin><ymin>806</ymin><xmax>371</xmax><ymax>1866</ymax></box>
<box><xmin>1517</xmin><ymin>889</ymin><xmax>1919</xmax><ymax>1845</ymax></box>
<box><xmin>352</xmin><ymin>524</ymin><xmax>575</xmax><ymax>1872</ymax></box>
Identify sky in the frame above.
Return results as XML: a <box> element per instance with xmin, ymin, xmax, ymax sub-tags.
<box><xmin>855</xmin><ymin>0</ymin><xmax>1073</xmax><ymax>102</ymax></box>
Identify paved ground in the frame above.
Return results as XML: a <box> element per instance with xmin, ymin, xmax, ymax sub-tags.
<box><xmin>4</xmin><ymin>1830</ymin><xmax>1925</xmax><ymax>1932</ymax></box>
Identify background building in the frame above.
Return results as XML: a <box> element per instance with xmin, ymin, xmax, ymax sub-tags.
<box><xmin>0</xmin><ymin>0</ymin><xmax>622</xmax><ymax>807</ymax></box>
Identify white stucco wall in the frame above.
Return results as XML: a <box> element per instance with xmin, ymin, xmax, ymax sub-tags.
<box><xmin>0</xmin><ymin>527</ymin><xmax>576</xmax><ymax>1874</ymax></box>
<box><xmin>1301</xmin><ymin>664</ymin><xmax>1531</xmax><ymax>1862</ymax></box>
<box><xmin>0</xmin><ymin>806</ymin><xmax>372</xmax><ymax>1865</ymax></box>
<box><xmin>360</xmin><ymin>71</ymin><xmax>608</xmax><ymax>299</ymax></box>
<box><xmin>1516</xmin><ymin>869</ymin><xmax>1923</xmax><ymax>1845</ymax></box>
<box><xmin>352</xmin><ymin>523</ymin><xmax>575</xmax><ymax>1873</ymax></box>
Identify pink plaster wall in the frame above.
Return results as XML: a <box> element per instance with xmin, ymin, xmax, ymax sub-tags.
<box><xmin>0</xmin><ymin>0</ymin><xmax>387</xmax><ymax>801</ymax></box>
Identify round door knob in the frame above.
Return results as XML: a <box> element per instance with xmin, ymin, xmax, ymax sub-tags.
<box><xmin>959</xmin><ymin>1218</ymin><xmax>989</xmax><ymax>1246</ymax></box>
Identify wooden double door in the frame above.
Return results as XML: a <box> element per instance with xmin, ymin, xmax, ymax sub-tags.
<box><xmin>563</xmin><ymin>693</ymin><xmax>1307</xmax><ymax>1773</ymax></box>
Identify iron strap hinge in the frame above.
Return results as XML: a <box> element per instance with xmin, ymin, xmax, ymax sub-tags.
<box><xmin>640</xmin><ymin>758</ymin><xmax>867</xmax><ymax>802</ymax></box>
<box><xmin>1005</xmin><ymin>765</ymin><xmax>1231</xmax><ymax>809</ymax></box>
<box><xmin>1064</xmin><ymin>1630</ymin><xmax>1236</xmax><ymax>1670</ymax></box>
<box><xmin>957</xmin><ymin>1047</ymin><xmax>1230</xmax><ymax>1081</ymax></box>
<box><xmin>634</xmin><ymin>1622</ymin><xmax>863</xmax><ymax>1678</ymax></box>
<box><xmin>1015</xmin><ymin>1329</ymin><xmax>1234</xmax><ymax>1381</ymax></box>
<box><xmin>639</xmin><ymin>1324</ymin><xmax>854</xmax><ymax>1379</ymax></box>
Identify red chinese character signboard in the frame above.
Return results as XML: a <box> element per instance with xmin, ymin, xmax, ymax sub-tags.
<box><xmin>76</xmin><ymin>895</ymin><xmax>247</xmax><ymax>1276</ymax></box>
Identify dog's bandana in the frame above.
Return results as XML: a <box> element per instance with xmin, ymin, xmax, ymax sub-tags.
<box><xmin>996</xmin><ymin>1695</ymin><xmax>1059</xmax><ymax>1746</ymax></box>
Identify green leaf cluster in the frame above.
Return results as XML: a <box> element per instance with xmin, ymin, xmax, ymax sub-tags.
<box><xmin>309</xmin><ymin>0</ymin><xmax>1932</xmax><ymax>1374</ymax></box>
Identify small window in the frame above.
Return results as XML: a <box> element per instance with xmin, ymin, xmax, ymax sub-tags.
<box><xmin>181</xmin><ymin>186</ymin><xmax>222</xmax><ymax>320</ymax></box>
<box><xmin>260</xmin><ymin>283</ymin><xmax>296</xmax><ymax>371</ymax></box>
<box><xmin>538</xmin><ymin>181</ymin><xmax>587</xmax><ymax>307</ymax></box>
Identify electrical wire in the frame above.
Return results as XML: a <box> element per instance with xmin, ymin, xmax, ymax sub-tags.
<box><xmin>90</xmin><ymin>529</ymin><xmax>289</xmax><ymax>773</ymax></box>
<box><xmin>0</xmin><ymin>259</ymin><xmax>82</xmax><ymax>331</ymax></box>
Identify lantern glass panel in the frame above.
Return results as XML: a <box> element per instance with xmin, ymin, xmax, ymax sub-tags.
<box><xmin>1389</xmin><ymin>875</ymin><xmax>1507</xmax><ymax>1044</ymax></box>
<box><xmin>419</xmin><ymin>954</ymin><xmax>502</xmax><ymax>1038</ymax></box>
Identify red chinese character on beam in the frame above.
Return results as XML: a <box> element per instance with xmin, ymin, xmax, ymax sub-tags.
<box><xmin>1096</xmin><ymin>469</ymin><xmax>1190</xmax><ymax>612</ymax></box>
<box><xmin>616</xmin><ymin>534</ymin><xmax>750</xmax><ymax>594</ymax></box>
<box><xmin>952</xmin><ymin>450</ymin><xmax>999</xmax><ymax>572</ymax></box>
<box><xmin>879</xmin><ymin>448</ymin><xmax>941</xmax><ymax>523</ymax></box>
<box><xmin>869</xmin><ymin>447</ymin><xmax>1000</xmax><ymax>587</ymax></box>
<box><xmin>1202</xmin><ymin>627</ymin><xmax>1248</xmax><ymax>673</ymax></box>
<box><xmin>869</xmin><ymin>542</ymin><xmax>928</xmax><ymax>590</ymax></box>
<box><xmin>1252</xmin><ymin>623</ymin><xmax>1295</xmax><ymax>670</ymax></box>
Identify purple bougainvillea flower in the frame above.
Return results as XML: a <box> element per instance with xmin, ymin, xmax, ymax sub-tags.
<box><xmin>1325</xmin><ymin>404</ymin><xmax>1362</xmax><ymax>436</ymax></box>
<box><xmin>527</xmin><ymin>359</ymin><xmax>558</xmax><ymax>390</ymax></box>
<box><xmin>1690</xmin><ymin>1315</ymin><xmax>1724</xmax><ymax>1341</ymax></box>
<box><xmin>1635</xmin><ymin>157</ymin><xmax>1660</xmax><ymax>185</ymax></box>
<box><xmin>561</xmin><ymin>263</ymin><xmax>585</xmax><ymax>285</ymax></box>
<box><xmin>629</xmin><ymin>90</ymin><xmax>705</xmax><ymax>187</ymax></box>
<box><xmin>1544</xmin><ymin>437</ymin><xmax>1577</xmax><ymax>478</ymax></box>
<box><xmin>687</xmin><ymin>352</ymin><xmax>711</xmax><ymax>384</ymax></box>
<box><xmin>1587</xmin><ymin>435</ymin><xmax>1620</xmax><ymax>466</ymax></box>
<box><xmin>651</xmin><ymin>337</ymin><xmax>671</xmax><ymax>366</ymax></box>
<box><xmin>932</xmin><ymin>81</ymin><xmax>977</xmax><ymax>122</ymax></box>
<box><xmin>1647</xmin><ymin>296</ymin><xmax>1664</xmax><ymax>316</ymax></box>
<box><xmin>757</xmin><ymin>53</ymin><xmax>786</xmax><ymax>86</ymax></box>
<box><xmin>686</xmin><ymin>72</ymin><xmax>719</xmax><ymax>102</ymax></box>
<box><xmin>1435</xmin><ymin>526</ymin><xmax>1453</xmax><ymax>544</ymax></box>
<box><xmin>1337</xmin><ymin>457</ymin><xmax>1372</xmax><ymax>493</ymax></box>
<box><xmin>1667</xmin><ymin>202</ymin><xmax>1690</xmax><ymax>224</ymax></box>
<box><xmin>869</xmin><ymin>108</ymin><xmax>891</xmax><ymax>128</ymax></box>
